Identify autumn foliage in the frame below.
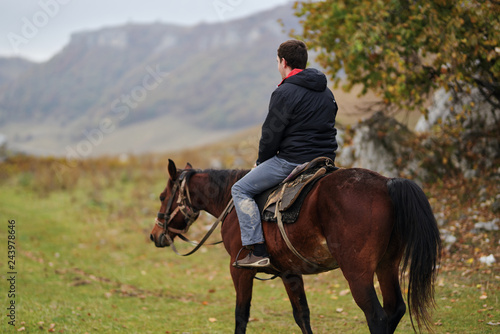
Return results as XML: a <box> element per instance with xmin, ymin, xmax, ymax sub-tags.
<box><xmin>294</xmin><ymin>0</ymin><xmax>500</xmax><ymax>179</ymax></box>
<box><xmin>295</xmin><ymin>0</ymin><xmax>499</xmax><ymax>110</ymax></box>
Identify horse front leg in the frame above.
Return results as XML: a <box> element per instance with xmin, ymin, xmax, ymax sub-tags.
<box><xmin>282</xmin><ymin>273</ymin><xmax>313</xmax><ymax>334</ymax></box>
<box><xmin>230</xmin><ymin>266</ymin><xmax>256</xmax><ymax>334</ymax></box>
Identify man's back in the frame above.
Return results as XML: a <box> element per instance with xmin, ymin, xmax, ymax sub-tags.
<box><xmin>258</xmin><ymin>68</ymin><xmax>338</xmax><ymax>164</ymax></box>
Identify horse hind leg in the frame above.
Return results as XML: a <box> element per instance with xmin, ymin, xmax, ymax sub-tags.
<box><xmin>344</xmin><ymin>251</ymin><xmax>405</xmax><ymax>333</ymax></box>
<box><xmin>281</xmin><ymin>273</ymin><xmax>313</xmax><ymax>334</ymax></box>
<box><xmin>345</xmin><ymin>272</ymin><xmax>389</xmax><ymax>334</ymax></box>
<box><xmin>376</xmin><ymin>252</ymin><xmax>406</xmax><ymax>333</ymax></box>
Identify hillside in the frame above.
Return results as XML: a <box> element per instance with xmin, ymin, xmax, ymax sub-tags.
<box><xmin>0</xmin><ymin>140</ymin><xmax>498</xmax><ymax>333</ymax></box>
<box><xmin>0</xmin><ymin>57</ymin><xmax>34</xmax><ymax>88</ymax></box>
<box><xmin>0</xmin><ymin>4</ymin><xmax>377</xmax><ymax>157</ymax></box>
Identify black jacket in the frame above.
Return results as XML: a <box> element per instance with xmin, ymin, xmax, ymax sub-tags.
<box><xmin>257</xmin><ymin>68</ymin><xmax>338</xmax><ymax>165</ymax></box>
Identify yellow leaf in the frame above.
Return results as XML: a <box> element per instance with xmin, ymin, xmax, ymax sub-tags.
<box><xmin>339</xmin><ymin>289</ymin><xmax>350</xmax><ymax>296</ymax></box>
<box><xmin>209</xmin><ymin>317</ymin><xmax>217</xmax><ymax>323</ymax></box>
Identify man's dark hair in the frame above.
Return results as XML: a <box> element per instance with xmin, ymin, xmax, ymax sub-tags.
<box><xmin>277</xmin><ymin>40</ymin><xmax>308</xmax><ymax>69</ymax></box>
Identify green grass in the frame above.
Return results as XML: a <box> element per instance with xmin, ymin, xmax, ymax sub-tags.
<box><xmin>0</xmin><ymin>156</ymin><xmax>498</xmax><ymax>333</ymax></box>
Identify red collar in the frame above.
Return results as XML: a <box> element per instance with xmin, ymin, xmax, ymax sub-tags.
<box><xmin>278</xmin><ymin>68</ymin><xmax>303</xmax><ymax>86</ymax></box>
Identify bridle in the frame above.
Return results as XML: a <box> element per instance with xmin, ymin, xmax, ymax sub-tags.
<box><xmin>156</xmin><ymin>170</ymin><xmax>200</xmax><ymax>245</ymax></box>
<box><xmin>154</xmin><ymin>170</ymin><xmax>234</xmax><ymax>256</ymax></box>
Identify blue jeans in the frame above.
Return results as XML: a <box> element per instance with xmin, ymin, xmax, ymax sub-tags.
<box><xmin>231</xmin><ymin>156</ymin><xmax>299</xmax><ymax>246</ymax></box>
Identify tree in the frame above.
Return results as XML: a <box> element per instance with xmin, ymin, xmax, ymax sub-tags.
<box><xmin>295</xmin><ymin>0</ymin><xmax>499</xmax><ymax>111</ymax></box>
<box><xmin>294</xmin><ymin>0</ymin><xmax>500</xmax><ymax>175</ymax></box>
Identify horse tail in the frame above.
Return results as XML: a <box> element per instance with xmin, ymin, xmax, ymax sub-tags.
<box><xmin>387</xmin><ymin>178</ymin><xmax>442</xmax><ymax>332</ymax></box>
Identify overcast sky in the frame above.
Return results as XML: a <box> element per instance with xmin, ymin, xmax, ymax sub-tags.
<box><xmin>1</xmin><ymin>0</ymin><xmax>293</xmax><ymax>62</ymax></box>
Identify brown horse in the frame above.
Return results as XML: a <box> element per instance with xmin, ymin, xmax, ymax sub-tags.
<box><xmin>150</xmin><ymin>159</ymin><xmax>441</xmax><ymax>334</ymax></box>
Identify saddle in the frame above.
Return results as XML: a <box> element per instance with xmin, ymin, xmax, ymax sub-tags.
<box><xmin>255</xmin><ymin>157</ymin><xmax>338</xmax><ymax>224</ymax></box>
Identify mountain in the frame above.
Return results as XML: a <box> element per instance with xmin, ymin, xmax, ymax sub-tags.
<box><xmin>0</xmin><ymin>4</ymin><xmax>304</xmax><ymax>156</ymax></box>
<box><xmin>0</xmin><ymin>4</ymin><xmax>380</xmax><ymax>158</ymax></box>
<box><xmin>0</xmin><ymin>57</ymin><xmax>34</xmax><ymax>88</ymax></box>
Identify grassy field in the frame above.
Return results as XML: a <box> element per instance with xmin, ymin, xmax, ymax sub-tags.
<box><xmin>0</xmin><ymin>147</ymin><xmax>498</xmax><ymax>333</ymax></box>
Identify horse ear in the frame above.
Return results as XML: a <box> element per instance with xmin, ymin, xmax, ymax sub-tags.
<box><xmin>185</xmin><ymin>162</ymin><xmax>193</xmax><ymax>169</ymax></box>
<box><xmin>168</xmin><ymin>159</ymin><xmax>177</xmax><ymax>181</ymax></box>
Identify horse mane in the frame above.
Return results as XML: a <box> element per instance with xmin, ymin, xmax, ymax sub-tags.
<box><xmin>186</xmin><ymin>168</ymin><xmax>249</xmax><ymax>205</ymax></box>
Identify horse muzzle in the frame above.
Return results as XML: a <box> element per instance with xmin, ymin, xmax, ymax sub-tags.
<box><xmin>150</xmin><ymin>231</ymin><xmax>171</xmax><ymax>248</ymax></box>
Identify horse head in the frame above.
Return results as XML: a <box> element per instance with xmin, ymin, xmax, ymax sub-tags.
<box><xmin>150</xmin><ymin>159</ymin><xmax>200</xmax><ymax>248</ymax></box>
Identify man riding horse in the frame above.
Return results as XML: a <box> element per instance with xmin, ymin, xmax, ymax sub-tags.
<box><xmin>231</xmin><ymin>39</ymin><xmax>339</xmax><ymax>268</ymax></box>
<box><xmin>150</xmin><ymin>39</ymin><xmax>441</xmax><ymax>333</ymax></box>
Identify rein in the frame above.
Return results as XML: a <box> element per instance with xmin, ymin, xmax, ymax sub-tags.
<box><xmin>156</xmin><ymin>171</ymin><xmax>234</xmax><ymax>256</ymax></box>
